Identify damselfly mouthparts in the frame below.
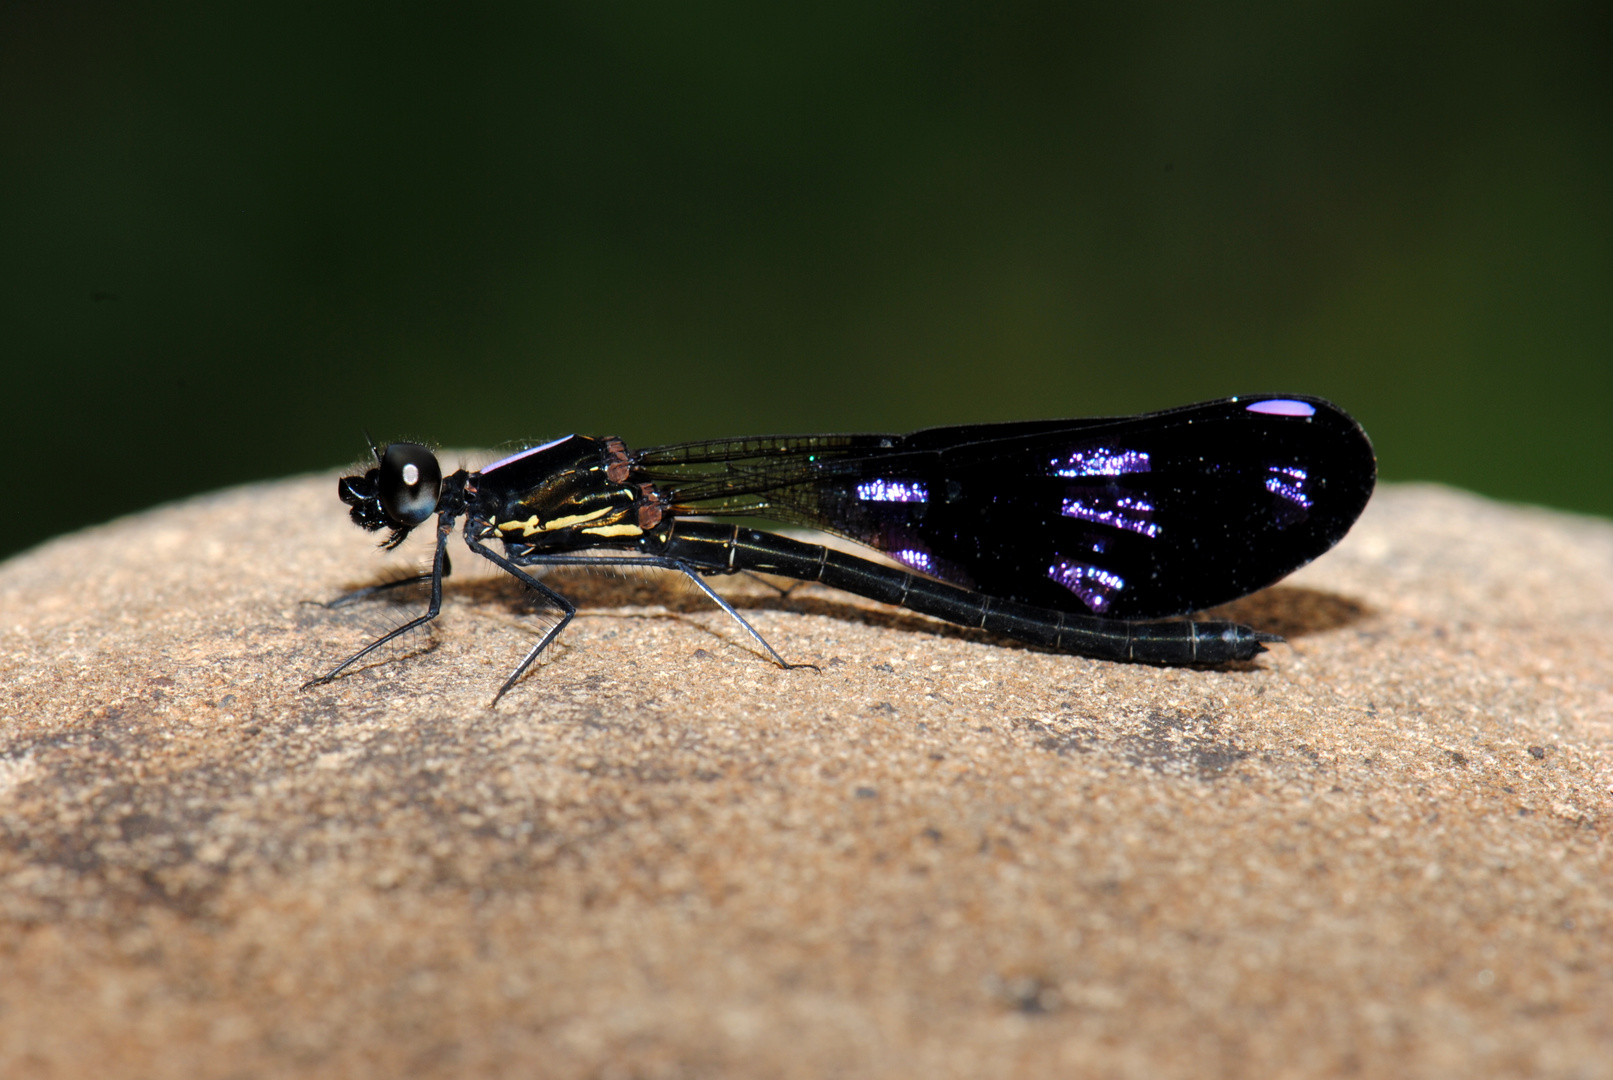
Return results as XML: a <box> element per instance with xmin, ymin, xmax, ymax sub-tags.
<box><xmin>307</xmin><ymin>396</ymin><xmax>1374</xmax><ymax>702</ymax></box>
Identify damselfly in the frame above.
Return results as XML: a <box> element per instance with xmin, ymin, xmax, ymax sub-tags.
<box><xmin>307</xmin><ymin>396</ymin><xmax>1374</xmax><ymax>702</ymax></box>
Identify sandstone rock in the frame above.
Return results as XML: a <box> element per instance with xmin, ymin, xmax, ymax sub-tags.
<box><xmin>0</xmin><ymin>478</ymin><xmax>1609</xmax><ymax>1078</ymax></box>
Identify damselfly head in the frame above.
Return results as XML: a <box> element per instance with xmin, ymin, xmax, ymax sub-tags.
<box><xmin>337</xmin><ymin>442</ymin><xmax>442</xmax><ymax>548</ymax></box>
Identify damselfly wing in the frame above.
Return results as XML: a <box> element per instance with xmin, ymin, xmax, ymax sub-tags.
<box><xmin>634</xmin><ymin>396</ymin><xmax>1373</xmax><ymax>619</ymax></box>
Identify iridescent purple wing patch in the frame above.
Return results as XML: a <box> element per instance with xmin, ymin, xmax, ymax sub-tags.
<box><xmin>1262</xmin><ymin>464</ymin><xmax>1314</xmax><ymax>529</ymax></box>
<box><xmin>1047</xmin><ymin>559</ymin><xmax>1126</xmax><ymax>613</ymax></box>
<box><xmin>1244</xmin><ymin>399</ymin><xmax>1316</xmax><ymax>418</ymax></box>
<box><xmin>1049</xmin><ymin>447</ymin><xmax>1151</xmax><ymax>477</ymax></box>
<box><xmin>1060</xmin><ymin>494</ymin><xmax>1161</xmax><ymax>538</ymax></box>
<box><xmin>892</xmin><ymin>549</ymin><xmax>934</xmax><ymax>573</ymax></box>
<box><xmin>1265</xmin><ymin>465</ymin><xmax>1312</xmax><ymax>509</ymax></box>
<box><xmin>855</xmin><ymin>478</ymin><xmax>929</xmax><ymax>503</ymax></box>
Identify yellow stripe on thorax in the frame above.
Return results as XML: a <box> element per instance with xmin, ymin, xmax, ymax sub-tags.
<box><xmin>495</xmin><ymin>506</ymin><xmax>613</xmax><ymax>537</ymax></box>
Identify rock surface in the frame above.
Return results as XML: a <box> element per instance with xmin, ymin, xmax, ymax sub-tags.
<box><xmin>0</xmin><ymin>477</ymin><xmax>1610</xmax><ymax>1079</ymax></box>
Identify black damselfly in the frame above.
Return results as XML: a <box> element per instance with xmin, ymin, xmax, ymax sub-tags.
<box><xmin>307</xmin><ymin>396</ymin><xmax>1375</xmax><ymax>702</ymax></box>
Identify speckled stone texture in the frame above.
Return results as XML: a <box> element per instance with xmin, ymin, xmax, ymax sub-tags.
<box><xmin>0</xmin><ymin>477</ymin><xmax>1609</xmax><ymax>1080</ymax></box>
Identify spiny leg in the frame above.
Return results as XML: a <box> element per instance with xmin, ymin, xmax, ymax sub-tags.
<box><xmin>674</xmin><ymin>564</ymin><xmax>819</xmax><ymax>671</ymax></box>
<box><xmin>305</xmin><ymin>518</ymin><xmax>455</xmax><ymax>687</ymax></box>
<box><xmin>464</xmin><ymin>538</ymin><xmax>581</xmax><ymax>705</ymax></box>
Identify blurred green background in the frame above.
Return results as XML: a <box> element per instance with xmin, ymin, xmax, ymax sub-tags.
<box><xmin>3</xmin><ymin>3</ymin><xmax>1609</xmax><ymax>561</ymax></box>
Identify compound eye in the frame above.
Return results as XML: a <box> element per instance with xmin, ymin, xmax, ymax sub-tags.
<box><xmin>377</xmin><ymin>442</ymin><xmax>442</xmax><ymax>526</ymax></box>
